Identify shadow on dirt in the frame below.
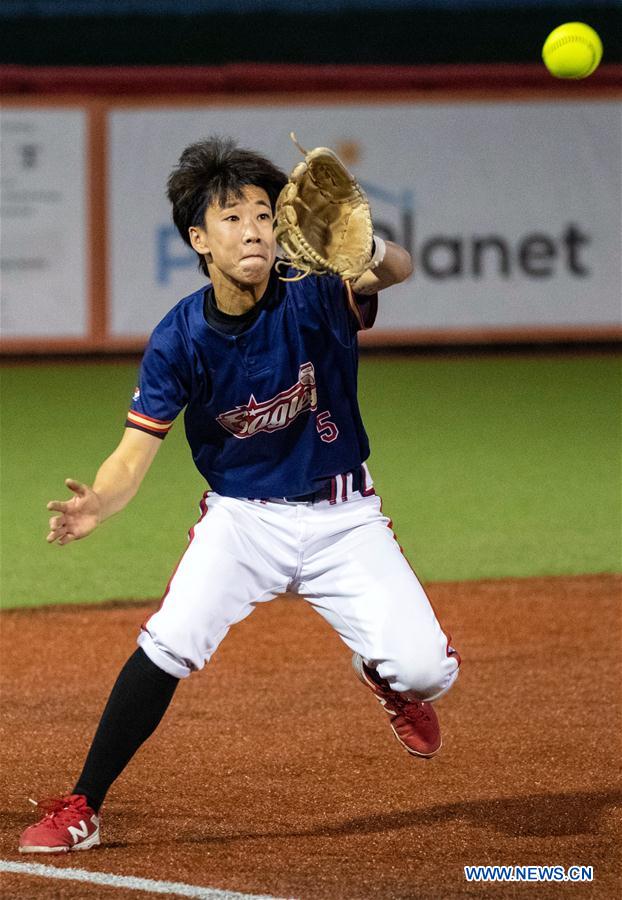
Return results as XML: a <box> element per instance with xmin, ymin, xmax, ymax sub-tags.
<box><xmin>177</xmin><ymin>788</ymin><xmax>622</xmax><ymax>844</ymax></box>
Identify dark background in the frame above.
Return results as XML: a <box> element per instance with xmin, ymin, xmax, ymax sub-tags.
<box><xmin>1</xmin><ymin>1</ymin><xmax>620</xmax><ymax>66</ymax></box>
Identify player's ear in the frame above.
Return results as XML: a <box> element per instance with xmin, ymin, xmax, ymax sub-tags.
<box><xmin>189</xmin><ymin>226</ymin><xmax>210</xmax><ymax>256</ymax></box>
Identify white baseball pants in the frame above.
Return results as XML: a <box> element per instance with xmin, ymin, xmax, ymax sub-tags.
<box><xmin>138</xmin><ymin>491</ymin><xmax>460</xmax><ymax>700</ymax></box>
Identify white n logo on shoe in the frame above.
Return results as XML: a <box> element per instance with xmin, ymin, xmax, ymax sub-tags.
<box><xmin>68</xmin><ymin>819</ymin><xmax>90</xmax><ymax>844</ymax></box>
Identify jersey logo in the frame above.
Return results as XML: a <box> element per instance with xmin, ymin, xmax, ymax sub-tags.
<box><xmin>132</xmin><ymin>387</ymin><xmax>140</xmax><ymax>402</ymax></box>
<box><xmin>216</xmin><ymin>362</ymin><xmax>317</xmax><ymax>439</ymax></box>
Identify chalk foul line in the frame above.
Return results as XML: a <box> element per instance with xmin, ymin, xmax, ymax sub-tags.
<box><xmin>0</xmin><ymin>859</ymin><xmax>292</xmax><ymax>900</ymax></box>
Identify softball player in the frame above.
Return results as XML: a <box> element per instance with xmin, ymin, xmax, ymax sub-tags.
<box><xmin>19</xmin><ymin>137</ymin><xmax>460</xmax><ymax>854</ymax></box>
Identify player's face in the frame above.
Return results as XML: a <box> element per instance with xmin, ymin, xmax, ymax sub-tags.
<box><xmin>191</xmin><ymin>185</ymin><xmax>277</xmax><ymax>288</ymax></box>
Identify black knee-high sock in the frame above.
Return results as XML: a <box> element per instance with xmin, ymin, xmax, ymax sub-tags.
<box><xmin>74</xmin><ymin>648</ymin><xmax>179</xmax><ymax>812</ymax></box>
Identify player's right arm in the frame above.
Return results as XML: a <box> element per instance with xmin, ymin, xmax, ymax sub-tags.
<box><xmin>46</xmin><ymin>427</ymin><xmax>162</xmax><ymax>546</ymax></box>
<box><xmin>48</xmin><ymin>307</ymin><xmax>192</xmax><ymax>546</ymax></box>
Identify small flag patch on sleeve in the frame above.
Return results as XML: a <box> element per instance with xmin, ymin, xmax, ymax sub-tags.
<box><xmin>126</xmin><ymin>410</ymin><xmax>174</xmax><ymax>438</ymax></box>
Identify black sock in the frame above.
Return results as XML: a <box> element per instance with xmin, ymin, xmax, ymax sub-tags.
<box><xmin>73</xmin><ymin>647</ymin><xmax>179</xmax><ymax>812</ymax></box>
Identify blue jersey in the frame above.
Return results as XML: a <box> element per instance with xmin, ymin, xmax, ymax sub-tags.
<box><xmin>126</xmin><ymin>267</ymin><xmax>377</xmax><ymax>498</ymax></box>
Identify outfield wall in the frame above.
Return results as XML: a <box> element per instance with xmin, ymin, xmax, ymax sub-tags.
<box><xmin>1</xmin><ymin>67</ymin><xmax>621</xmax><ymax>352</ymax></box>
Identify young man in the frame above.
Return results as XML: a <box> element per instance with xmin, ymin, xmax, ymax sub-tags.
<box><xmin>19</xmin><ymin>137</ymin><xmax>460</xmax><ymax>854</ymax></box>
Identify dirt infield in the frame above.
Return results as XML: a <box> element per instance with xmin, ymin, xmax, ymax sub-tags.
<box><xmin>1</xmin><ymin>574</ymin><xmax>620</xmax><ymax>900</ymax></box>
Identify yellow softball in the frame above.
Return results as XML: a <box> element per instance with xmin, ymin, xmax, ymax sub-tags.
<box><xmin>542</xmin><ymin>22</ymin><xmax>603</xmax><ymax>79</ymax></box>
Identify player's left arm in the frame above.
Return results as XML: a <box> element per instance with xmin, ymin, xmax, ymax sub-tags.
<box><xmin>349</xmin><ymin>240</ymin><xmax>413</xmax><ymax>295</ymax></box>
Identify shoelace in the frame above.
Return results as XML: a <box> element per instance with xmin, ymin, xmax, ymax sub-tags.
<box><xmin>385</xmin><ymin>695</ymin><xmax>432</xmax><ymax>723</ymax></box>
<box><xmin>28</xmin><ymin>796</ymin><xmax>86</xmax><ymax>826</ymax></box>
<box><xmin>365</xmin><ymin>665</ymin><xmax>433</xmax><ymax>725</ymax></box>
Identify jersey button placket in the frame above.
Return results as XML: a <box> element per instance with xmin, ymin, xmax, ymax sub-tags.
<box><xmin>235</xmin><ymin>335</ymin><xmax>257</xmax><ymax>374</ymax></box>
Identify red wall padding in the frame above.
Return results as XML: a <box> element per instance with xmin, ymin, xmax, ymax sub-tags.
<box><xmin>2</xmin><ymin>62</ymin><xmax>621</xmax><ymax>96</ymax></box>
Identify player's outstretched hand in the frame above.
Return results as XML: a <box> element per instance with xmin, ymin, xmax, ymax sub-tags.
<box><xmin>46</xmin><ymin>478</ymin><xmax>102</xmax><ymax>546</ymax></box>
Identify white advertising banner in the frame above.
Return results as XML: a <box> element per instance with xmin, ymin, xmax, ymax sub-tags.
<box><xmin>0</xmin><ymin>108</ymin><xmax>88</xmax><ymax>338</ymax></box>
<box><xmin>108</xmin><ymin>101</ymin><xmax>621</xmax><ymax>338</ymax></box>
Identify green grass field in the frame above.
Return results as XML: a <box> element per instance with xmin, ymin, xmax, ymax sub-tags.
<box><xmin>1</xmin><ymin>354</ymin><xmax>620</xmax><ymax>609</ymax></box>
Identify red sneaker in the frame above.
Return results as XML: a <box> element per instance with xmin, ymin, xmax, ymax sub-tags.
<box><xmin>19</xmin><ymin>794</ymin><xmax>100</xmax><ymax>853</ymax></box>
<box><xmin>352</xmin><ymin>653</ymin><xmax>442</xmax><ymax>758</ymax></box>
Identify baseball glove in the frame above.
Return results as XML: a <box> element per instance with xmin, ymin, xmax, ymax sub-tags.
<box><xmin>274</xmin><ymin>133</ymin><xmax>374</xmax><ymax>282</ymax></box>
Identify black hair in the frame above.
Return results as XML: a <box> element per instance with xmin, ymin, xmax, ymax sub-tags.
<box><xmin>167</xmin><ymin>136</ymin><xmax>287</xmax><ymax>276</ymax></box>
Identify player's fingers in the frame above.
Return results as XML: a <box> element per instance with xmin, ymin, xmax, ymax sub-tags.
<box><xmin>47</xmin><ymin>521</ymin><xmax>67</xmax><ymax>542</ymax></box>
<box><xmin>58</xmin><ymin>532</ymin><xmax>75</xmax><ymax>546</ymax></box>
<box><xmin>49</xmin><ymin>515</ymin><xmax>63</xmax><ymax>529</ymax></box>
<box><xmin>65</xmin><ymin>478</ymin><xmax>86</xmax><ymax>495</ymax></box>
<box><xmin>47</xmin><ymin>480</ymin><xmax>85</xmax><ymax>511</ymax></box>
